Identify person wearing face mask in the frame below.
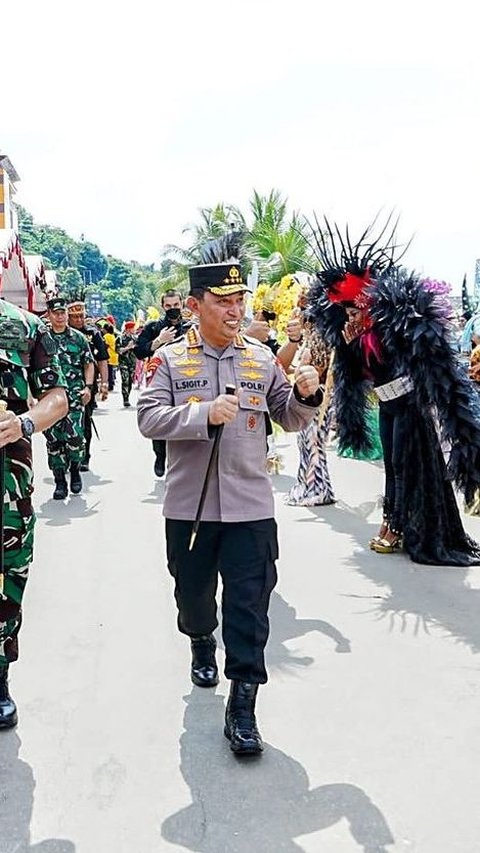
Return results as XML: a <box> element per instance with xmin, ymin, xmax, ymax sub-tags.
<box><xmin>134</xmin><ymin>290</ymin><xmax>192</xmax><ymax>477</ymax></box>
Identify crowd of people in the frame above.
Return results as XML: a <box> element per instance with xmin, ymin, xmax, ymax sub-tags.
<box><xmin>2</xmin><ymin>223</ymin><xmax>480</xmax><ymax>757</ymax></box>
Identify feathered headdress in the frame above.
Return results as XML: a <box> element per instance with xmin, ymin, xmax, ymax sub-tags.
<box><xmin>306</xmin><ymin>214</ymin><xmax>411</xmax><ymax>345</ymax></box>
<box><xmin>308</xmin><ymin>212</ymin><xmax>408</xmax><ymax>304</ymax></box>
<box><xmin>189</xmin><ymin>230</ymin><xmax>249</xmax><ymax>295</ymax></box>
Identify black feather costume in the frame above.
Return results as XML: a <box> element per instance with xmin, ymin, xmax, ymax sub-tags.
<box><xmin>307</xmin><ymin>219</ymin><xmax>480</xmax><ymax>566</ymax></box>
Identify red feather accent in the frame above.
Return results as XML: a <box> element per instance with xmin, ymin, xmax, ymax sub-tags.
<box><xmin>328</xmin><ymin>271</ymin><xmax>370</xmax><ymax>303</ymax></box>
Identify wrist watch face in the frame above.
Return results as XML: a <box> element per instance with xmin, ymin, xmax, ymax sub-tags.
<box><xmin>21</xmin><ymin>416</ymin><xmax>35</xmax><ymax>438</ymax></box>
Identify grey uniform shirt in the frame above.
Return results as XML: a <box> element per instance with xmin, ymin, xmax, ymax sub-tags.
<box><xmin>137</xmin><ymin>331</ymin><xmax>321</xmax><ymax>522</ymax></box>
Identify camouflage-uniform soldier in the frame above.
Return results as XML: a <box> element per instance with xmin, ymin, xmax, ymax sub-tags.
<box><xmin>67</xmin><ymin>301</ymin><xmax>109</xmax><ymax>471</ymax></box>
<box><xmin>0</xmin><ymin>299</ymin><xmax>68</xmax><ymax>728</ymax></box>
<box><xmin>117</xmin><ymin>321</ymin><xmax>137</xmax><ymax>407</ymax></box>
<box><xmin>43</xmin><ymin>297</ymin><xmax>95</xmax><ymax>499</ymax></box>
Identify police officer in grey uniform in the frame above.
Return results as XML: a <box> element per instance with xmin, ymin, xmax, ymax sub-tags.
<box><xmin>137</xmin><ymin>245</ymin><xmax>322</xmax><ymax>755</ymax></box>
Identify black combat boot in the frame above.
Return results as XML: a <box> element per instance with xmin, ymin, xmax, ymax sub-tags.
<box><xmin>53</xmin><ymin>470</ymin><xmax>68</xmax><ymax>500</ymax></box>
<box><xmin>224</xmin><ymin>681</ymin><xmax>263</xmax><ymax>755</ymax></box>
<box><xmin>69</xmin><ymin>462</ymin><xmax>82</xmax><ymax>494</ymax></box>
<box><xmin>0</xmin><ymin>666</ymin><xmax>18</xmax><ymax>729</ymax></box>
<box><xmin>154</xmin><ymin>457</ymin><xmax>165</xmax><ymax>478</ymax></box>
<box><xmin>190</xmin><ymin>634</ymin><xmax>219</xmax><ymax>687</ymax></box>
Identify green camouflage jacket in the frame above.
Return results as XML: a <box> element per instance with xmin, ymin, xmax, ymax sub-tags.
<box><xmin>51</xmin><ymin>327</ymin><xmax>95</xmax><ymax>410</ymax></box>
<box><xmin>0</xmin><ymin>299</ymin><xmax>66</xmax><ymax>500</ymax></box>
<box><xmin>118</xmin><ymin>333</ymin><xmax>137</xmax><ymax>369</ymax></box>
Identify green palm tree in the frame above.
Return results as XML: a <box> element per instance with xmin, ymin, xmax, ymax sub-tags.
<box><xmin>160</xmin><ymin>191</ymin><xmax>313</xmax><ymax>286</ymax></box>
<box><xmin>246</xmin><ymin>190</ymin><xmax>312</xmax><ymax>283</ymax></box>
<box><xmin>162</xmin><ymin>203</ymin><xmax>246</xmax><ymax>266</ymax></box>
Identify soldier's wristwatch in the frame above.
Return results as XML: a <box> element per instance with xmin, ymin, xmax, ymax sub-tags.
<box><xmin>19</xmin><ymin>415</ymin><xmax>35</xmax><ymax>439</ymax></box>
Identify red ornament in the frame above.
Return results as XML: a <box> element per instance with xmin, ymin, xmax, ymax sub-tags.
<box><xmin>328</xmin><ymin>271</ymin><xmax>370</xmax><ymax>303</ymax></box>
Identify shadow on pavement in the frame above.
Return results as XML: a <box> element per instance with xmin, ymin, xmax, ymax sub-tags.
<box><xmin>214</xmin><ymin>592</ymin><xmax>351</xmax><ymax>671</ymax></box>
<box><xmin>267</xmin><ymin>592</ymin><xmax>351</xmax><ymax>671</ymax></box>
<box><xmin>141</xmin><ymin>480</ymin><xmax>165</xmax><ymax>505</ymax></box>
<box><xmin>161</xmin><ymin>689</ymin><xmax>394</xmax><ymax>852</ymax></box>
<box><xmin>0</xmin><ymin>732</ymin><xmax>76</xmax><ymax>853</ymax></box>
<box><xmin>35</xmin><ymin>496</ymin><xmax>100</xmax><ymax>527</ymax></box>
<box><xmin>302</xmin><ymin>498</ymin><xmax>480</xmax><ymax>655</ymax></box>
<box><xmin>271</xmin><ymin>473</ymin><xmax>297</xmax><ymax>495</ymax></box>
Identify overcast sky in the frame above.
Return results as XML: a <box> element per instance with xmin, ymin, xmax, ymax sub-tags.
<box><xmin>2</xmin><ymin>0</ymin><xmax>479</xmax><ymax>291</ymax></box>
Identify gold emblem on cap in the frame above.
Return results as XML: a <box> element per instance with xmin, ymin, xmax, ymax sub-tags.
<box><xmin>222</xmin><ymin>266</ymin><xmax>244</xmax><ymax>285</ymax></box>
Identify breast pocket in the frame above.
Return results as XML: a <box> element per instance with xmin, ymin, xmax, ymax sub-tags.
<box><xmin>236</xmin><ymin>388</ymin><xmax>269</xmax><ymax>438</ymax></box>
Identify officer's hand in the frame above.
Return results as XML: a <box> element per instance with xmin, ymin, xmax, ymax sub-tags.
<box><xmin>208</xmin><ymin>393</ymin><xmax>239</xmax><ymax>425</ymax></box>
<box><xmin>294</xmin><ymin>349</ymin><xmax>320</xmax><ymax>398</ymax></box>
<box><xmin>244</xmin><ymin>319</ymin><xmax>270</xmax><ymax>343</ymax></box>
<box><xmin>99</xmin><ymin>382</ymin><xmax>109</xmax><ymax>401</ymax></box>
<box><xmin>80</xmin><ymin>388</ymin><xmax>91</xmax><ymax>406</ymax></box>
<box><xmin>0</xmin><ymin>410</ymin><xmax>22</xmax><ymax>447</ymax></box>
<box><xmin>286</xmin><ymin>312</ymin><xmax>303</xmax><ymax>343</ymax></box>
<box><xmin>152</xmin><ymin>327</ymin><xmax>176</xmax><ymax>350</ymax></box>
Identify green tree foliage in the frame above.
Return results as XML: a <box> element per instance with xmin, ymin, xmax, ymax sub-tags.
<box><xmin>77</xmin><ymin>241</ymin><xmax>109</xmax><ymax>284</ymax></box>
<box><xmin>16</xmin><ymin>205</ymin><xmax>166</xmax><ymax>324</ymax></box>
<box><xmin>161</xmin><ymin>190</ymin><xmax>312</xmax><ymax>286</ymax></box>
<box><xmin>246</xmin><ymin>190</ymin><xmax>312</xmax><ymax>282</ymax></box>
<box><xmin>56</xmin><ymin>267</ymin><xmax>83</xmax><ymax>301</ymax></box>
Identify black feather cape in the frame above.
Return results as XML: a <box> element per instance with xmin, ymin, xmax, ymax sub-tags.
<box><xmin>309</xmin><ymin>267</ymin><xmax>480</xmax><ymax>566</ymax></box>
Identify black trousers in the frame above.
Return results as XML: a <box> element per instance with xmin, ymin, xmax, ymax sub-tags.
<box><xmin>378</xmin><ymin>395</ymin><xmax>410</xmax><ymax>532</ymax></box>
<box><xmin>166</xmin><ymin>518</ymin><xmax>278</xmax><ymax>684</ymax></box>
<box><xmin>83</xmin><ymin>399</ymin><xmax>94</xmax><ymax>462</ymax></box>
<box><xmin>153</xmin><ymin>439</ymin><xmax>166</xmax><ymax>465</ymax></box>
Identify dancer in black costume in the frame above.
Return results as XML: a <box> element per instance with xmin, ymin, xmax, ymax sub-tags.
<box><xmin>307</xmin><ymin>216</ymin><xmax>480</xmax><ymax>566</ymax></box>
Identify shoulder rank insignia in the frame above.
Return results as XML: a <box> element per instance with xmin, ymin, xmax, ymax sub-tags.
<box><xmin>186</xmin><ymin>328</ymin><xmax>203</xmax><ymax>349</ymax></box>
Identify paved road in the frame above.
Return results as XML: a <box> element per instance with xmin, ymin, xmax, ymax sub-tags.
<box><xmin>1</xmin><ymin>387</ymin><xmax>480</xmax><ymax>852</ymax></box>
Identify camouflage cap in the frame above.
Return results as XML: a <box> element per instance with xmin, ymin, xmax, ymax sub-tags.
<box><xmin>46</xmin><ymin>296</ymin><xmax>67</xmax><ymax>311</ymax></box>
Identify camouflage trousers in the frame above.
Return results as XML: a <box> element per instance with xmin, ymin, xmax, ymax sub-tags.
<box><xmin>44</xmin><ymin>408</ymin><xmax>85</xmax><ymax>472</ymax></box>
<box><xmin>120</xmin><ymin>363</ymin><xmax>135</xmax><ymax>402</ymax></box>
<box><xmin>0</xmin><ymin>496</ymin><xmax>35</xmax><ymax>665</ymax></box>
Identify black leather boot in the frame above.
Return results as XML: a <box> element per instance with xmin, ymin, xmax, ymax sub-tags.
<box><xmin>224</xmin><ymin>681</ymin><xmax>263</xmax><ymax>755</ymax></box>
<box><xmin>53</xmin><ymin>470</ymin><xmax>68</xmax><ymax>500</ymax></box>
<box><xmin>190</xmin><ymin>634</ymin><xmax>219</xmax><ymax>687</ymax></box>
<box><xmin>69</xmin><ymin>462</ymin><xmax>82</xmax><ymax>494</ymax></box>
<box><xmin>0</xmin><ymin>666</ymin><xmax>18</xmax><ymax>729</ymax></box>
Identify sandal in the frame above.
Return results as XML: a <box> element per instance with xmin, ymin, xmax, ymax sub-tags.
<box><xmin>371</xmin><ymin>534</ymin><xmax>403</xmax><ymax>554</ymax></box>
<box><xmin>369</xmin><ymin>521</ymin><xmax>389</xmax><ymax>550</ymax></box>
